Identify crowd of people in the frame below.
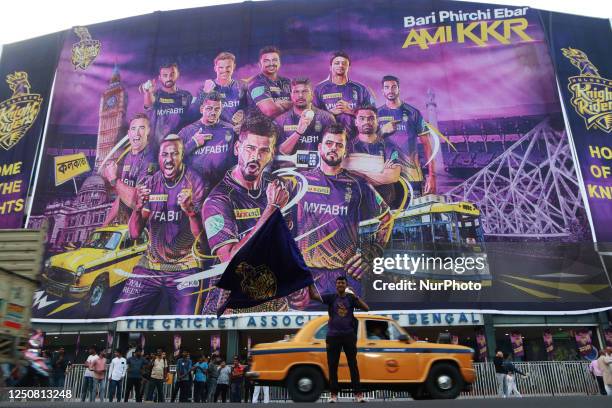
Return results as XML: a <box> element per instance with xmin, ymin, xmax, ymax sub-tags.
<box><xmin>494</xmin><ymin>348</ymin><xmax>612</xmax><ymax>397</ymax></box>
<box><xmin>75</xmin><ymin>346</ymin><xmax>270</xmax><ymax>403</ymax></box>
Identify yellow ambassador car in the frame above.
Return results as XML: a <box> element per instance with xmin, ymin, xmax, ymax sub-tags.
<box><xmin>248</xmin><ymin>315</ymin><xmax>475</xmax><ymax>401</ymax></box>
<box><xmin>41</xmin><ymin>226</ymin><xmax>147</xmax><ymax>309</ymax></box>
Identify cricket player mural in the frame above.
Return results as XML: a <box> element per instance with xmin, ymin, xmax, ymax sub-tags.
<box><xmin>26</xmin><ymin>0</ymin><xmax>612</xmax><ymax>320</ymax></box>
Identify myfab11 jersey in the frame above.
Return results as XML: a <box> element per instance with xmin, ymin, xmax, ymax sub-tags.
<box><xmin>191</xmin><ymin>80</ymin><xmax>246</xmax><ymax>124</ymax></box>
<box><xmin>274</xmin><ymin>107</ymin><xmax>335</xmax><ymax>169</ymax></box>
<box><xmin>177</xmin><ymin>120</ymin><xmax>237</xmax><ymax>189</ymax></box>
<box><xmin>141</xmin><ymin>167</ymin><xmax>207</xmax><ymax>270</ymax></box>
<box><xmin>201</xmin><ymin>172</ymin><xmax>289</xmax><ymax>313</ymax></box>
<box><xmin>110</xmin><ymin>167</ymin><xmax>208</xmax><ymax>317</ymax></box>
<box><xmin>377</xmin><ymin>103</ymin><xmax>428</xmax><ymax>185</ymax></box>
<box><xmin>147</xmin><ymin>88</ymin><xmax>193</xmax><ymax>150</ymax></box>
<box><xmin>294</xmin><ymin>168</ymin><xmax>389</xmax><ymax>295</ymax></box>
<box><xmin>247</xmin><ymin>73</ymin><xmax>291</xmax><ymax>113</ymax></box>
<box><xmin>313</xmin><ymin>79</ymin><xmax>375</xmax><ymax>133</ymax></box>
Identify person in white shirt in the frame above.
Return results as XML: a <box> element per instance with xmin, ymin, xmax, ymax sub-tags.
<box><xmin>81</xmin><ymin>347</ymin><xmax>98</xmax><ymax>402</ymax></box>
<box><xmin>107</xmin><ymin>350</ymin><xmax>127</xmax><ymax>402</ymax></box>
<box><xmin>598</xmin><ymin>347</ymin><xmax>612</xmax><ymax>396</ymax></box>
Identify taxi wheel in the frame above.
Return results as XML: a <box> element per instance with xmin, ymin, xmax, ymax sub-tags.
<box><xmin>286</xmin><ymin>366</ymin><xmax>324</xmax><ymax>402</ymax></box>
<box><xmin>87</xmin><ymin>276</ymin><xmax>108</xmax><ymax>308</ymax></box>
<box><xmin>425</xmin><ymin>363</ymin><xmax>463</xmax><ymax>399</ymax></box>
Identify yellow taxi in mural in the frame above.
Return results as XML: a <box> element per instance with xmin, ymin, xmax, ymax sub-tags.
<box><xmin>41</xmin><ymin>225</ymin><xmax>147</xmax><ymax>309</ymax></box>
<box><xmin>248</xmin><ymin>314</ymin><xmax>475</xmax><ymax>401</ymax></box>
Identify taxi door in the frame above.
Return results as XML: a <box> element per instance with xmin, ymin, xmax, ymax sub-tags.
<box><xmin>313</xmin><ymin>322</ymin><xmax>352</xmax><ymax>383</ymax></box>
<box><xmin>357</xmin><ymin>319</ymin><xmax>420</xmax><ymax>382</ymax></box>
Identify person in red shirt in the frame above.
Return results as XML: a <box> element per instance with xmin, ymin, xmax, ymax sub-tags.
<box><xmin>230</xmin><ymin>356</ymin><xmax>245</xmax><ymax>402</ymax></box>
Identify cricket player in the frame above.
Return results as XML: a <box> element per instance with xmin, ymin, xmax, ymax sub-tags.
<box><xmin>111</xmin><ymin>135</ymin><xmax>208</xmax><ymax>317</ymax></box>
<box><xmin>201</xmin><ymin>114</ymin><xmax>292</xmax><ymax>313</ymax></box>
<box><xmin>246</xmin><ymin>46</ymin><xmax>292</xmax><ymax>118</ymax></box>
<box><xmin>142</xmin><ymin>62</ymin><xmax>193</xmax><ymax>151</ymax></box>
<box><xmin>190</xmin><ymin>52</ymin><xmax>246</xmax><ymax>130</ymax></box>
<box><xmin>293</xmin><ymin>123</ymin><xmax>391</xmax><ymax>297</ymax></box>
<box><xmin>345</xmin><ymin>105</ymin><xmax>402</xmax><ymax>206</ymax></box>
<box><xmin>102</xmin><ymin>113</ymin><xmax>156</xmax><ymax>225</ymax></box>
<box><xmin>378</xmin><ymin>75</ymin><xmax>436</xmax><ymax>198</ymax></box>
<box><xmin>313</xmin><ymin>51</ymin><xmax>376</xmax><ymax>133</ymax></box>
<box><xmin>178</xmin><ymin>91</ymin><xmax>237</xmax><ymax>190</ymax></box>
<box><xmin>274</xmin><ymin>77</ymin><xmax>335</xmax><ymax>168</ymax></box>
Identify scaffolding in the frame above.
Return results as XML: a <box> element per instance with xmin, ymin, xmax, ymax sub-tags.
<box><xmin>446</xmin><ymin>120</ymin><xmax>585</xmax><ymax>238</ymax></box>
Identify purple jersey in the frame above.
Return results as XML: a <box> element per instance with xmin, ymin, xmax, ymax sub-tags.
<box><xmin>378</xmin><ymin>102</ymin><xmax>428</xmax><ymax>181</ymax></box>
<box><xmin>191</xmin><ymin>80</ymin><xmax>246</xmax><ymax>124</ymax></box>
<box><xmin>119</xmin><ymin>147</ymin><xmax>156</xmax><ymax>188</ymax></box>
<box><xmin>141</xmin><ymin>167</ymin><xmax>207</xmax><ymax>270</ymax></box>
<box><xmin>147</xmin><ymin>88</ymin><xmax>193</xmax><ymax>149</ymax></box>
<box><xmin>202</xmin><ymin>171</ymin><xmax>271</xmax><ymax>254</ymax></box>
<box><xmin>349</xmin><ymin>138</ymin><xmax>401</xmax><ymax>207</ymax></box>
<box><xmin>313</xmin><ymin>79</ymin><xmax>375</xmax><ymax>131</ymax></box>
<box><xmin>177</xmin><ymin>120</ymin><xmax>237</xmax><ymax>188</ymax></box>
<box><xmin>349</xmin><ymin>138</ymin><xmax>400</xmax><ymax>164</ymax></box>
<box><xmin>275</xmin><ymin>107</ymin><xmax>336</xmax><ymax>153</ymax></box>
<box><xmin>247</xmin><ymin>73</ymin><xmax>291</xmax><ymax>112</ymax></box>
<box><xmin>322</xmin><ymin>293</ymin><xmax>358</xmax><ymax>336</ymax></box>
<box><xmin>294</xmin><ymin>168</ymin><xmax>388</xmax><ymax>270</ymax></box>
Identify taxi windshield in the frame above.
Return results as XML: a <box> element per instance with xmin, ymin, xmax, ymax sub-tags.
<box><xmin>83</xmin><ymin>231</ymin><xmax>122</xmax><ymax>250</ymax></box>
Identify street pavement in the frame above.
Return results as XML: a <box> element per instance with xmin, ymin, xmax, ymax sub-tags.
<box><xmin>1</xmin><ymin>396</ymin><xmax>611</xmax><ymax>407</ymax></box>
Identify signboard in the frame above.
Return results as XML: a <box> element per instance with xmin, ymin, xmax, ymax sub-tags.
<box><xmin>0</xmin><ymin>32</ymin><xmax>63</xmax><ymax>228</ymax></box>
<box><xmin>20</xmin><ymin>0</ymin><xmax>611</xmax><ymax>322</ymax></box>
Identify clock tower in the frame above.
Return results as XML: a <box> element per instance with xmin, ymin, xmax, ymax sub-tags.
<box><xmin>95</xmin><ymin>64</ymin><xmax>127</xmax><ymax>170</ymax></box>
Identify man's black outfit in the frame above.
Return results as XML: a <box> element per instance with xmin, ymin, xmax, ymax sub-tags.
<box><xmin>322</xmin><ymin>293</ymin><xmax>361</xmax><ymax>395</ymax></box>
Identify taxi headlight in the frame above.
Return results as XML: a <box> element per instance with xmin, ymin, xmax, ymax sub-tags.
<box><xmin>76</xmin><ymin>266</ymin><xmax>85</xmax><ymax>277</ymax></box>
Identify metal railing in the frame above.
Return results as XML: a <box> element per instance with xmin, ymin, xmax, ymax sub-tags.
<box><xmin>55</xmin><ymin>361</ymin><xmax>599</xmax><ymax>402</ymax></box>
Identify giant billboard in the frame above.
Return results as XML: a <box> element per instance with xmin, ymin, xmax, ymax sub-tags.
<box><xmin>24</xmin><ymin>0</ymin><xmax>612</xmax><ymax>321</ymax></box>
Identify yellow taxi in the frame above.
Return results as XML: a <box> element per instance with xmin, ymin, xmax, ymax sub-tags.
<box><xmin>247</xmin><ymin>314</ymin><xmax>475</xmax><ymax>401</ymax></box>
<box><xmin>41</xmin><ymin>225</ymin><xmax>147</xmax><ymax>309</ymax></box>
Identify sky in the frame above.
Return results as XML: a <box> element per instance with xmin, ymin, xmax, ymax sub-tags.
<box><xmin>0</xmin><ymin>0</ymin><xmax>610</xmax><ymax>46</ymax></box>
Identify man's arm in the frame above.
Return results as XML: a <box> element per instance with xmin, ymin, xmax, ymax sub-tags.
<box><xmin>214</xmin><ymin>179</ymin><xmax>289</xmax><ymax>263</ymax></box>
<box><xmin>350</xmin><ymin>163</ymin><xmax>401</xmax><ymax>186</ymax></box>
<box><xmin>278</xmin><ymin>112</ymin><xmax>314</xmax><ymax>155</ymax></box>
<box><xmin>215</xmin><ymin>204</ymin><xmax>276</xmax><ymax>263</ymax></box>
<box><xmin>103</xmin><ymin>161</ymin><xmax>138</xmax><ymax>208</ymax></box>
<box><xmin>308</xmin><ymin>284</ymin><xmax>323</xmax><ymax>303</ymax></box>
<box><xmin>178</xmin><ymin>189</ymin><xmax>204</xmax><ymax>242</ymax></box>
<box><xmin>257</xmin><ymin>99</ymin><xmax>291</xmax><ymax>118</ymax></box>
<box><xmin>128</xmin><ymin>185</ymin><xmax>151</xmax><ymax>239</ymax></box>
<box><xmin>278</xmin><ymin>132</ymin><xmax>301</xmax><ymax>155</ymax></box>
<box><xmin>142</xmin><ymin>80</ymin><xmax>156</xmax><ymax>109</ymax></box>
<box><xmin>353</xmin><ymin>294</ymin><xmax>369</xmax><ymax>311</ymax></box>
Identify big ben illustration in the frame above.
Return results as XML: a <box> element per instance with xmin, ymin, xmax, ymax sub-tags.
<box><xmin>95</xmin><ymin>64</ymin><xmax>127</xmax><ymax>170</ymax></box>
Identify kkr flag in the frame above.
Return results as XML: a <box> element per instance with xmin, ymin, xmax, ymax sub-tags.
<box><xmin>216</xmin><ymin>209</ymin><xmax>314</xmax><ymax>317</ymax></box>
<box><xmin>0</xmin><ymin>32</ymin><xmax>63</xmax><ymax>228</ymax></box>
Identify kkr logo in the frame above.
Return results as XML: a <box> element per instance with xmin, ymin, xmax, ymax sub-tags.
<box><xmin>562</xmin><ymin>48</ymin><xmax>611</xmax><ymax>133</ymax></box>
<box><xmin>71</xmin><ymin>26</ymin><xmax>101</xmax><ymax>70</ymax></box>
<box><xmin>236</xmin><ymin>261</ymin><xmax>277</xmax><ymax>300</ymax></box>
<box><xmin>0</xmin><ymin>72</ymin><xmax>43</xmax><ymax>151</ymax></box>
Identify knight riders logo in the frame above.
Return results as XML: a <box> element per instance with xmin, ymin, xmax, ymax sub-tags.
<box><xmin>71</xmin><ymin>26</ymin><xmax>101</xmax><ymax>70</ymax></box>
<box><xmin>562</xmin><ymin>48</ymin><xmax>612</xmax><ymax>133</ymax></box>
<box><xmin>235</xmin><ymin>261</ymin><xmax>277</xmax><ymax>300</ymax></box>
<box><xmin>0</xmin><ymin>72</ymin><xmax>43</xmax><ymax>151</ymax></box>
